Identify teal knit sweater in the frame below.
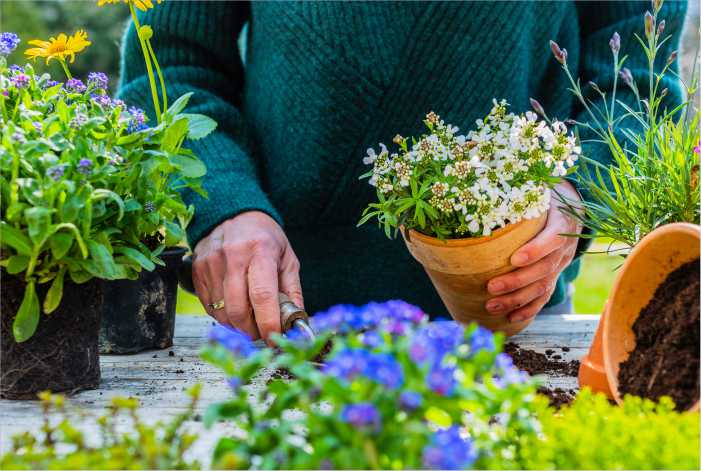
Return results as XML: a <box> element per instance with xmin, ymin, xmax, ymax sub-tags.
<box><xmin>119</xmin><ymin>1</ymin><xmax>686</xmax><ymax>316</ymax></box>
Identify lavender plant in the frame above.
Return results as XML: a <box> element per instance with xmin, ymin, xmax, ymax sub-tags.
<box><xmin>546</xmin><ymin>0</ymin><xmax>700</xmax><ymax>250</ymax></box>
<box><xmin>201</xmin><ymin>301</ymin><xmax>547</xmax><ymax>470</ymax></box>
<box><xmin>0</xmin><ymin>33</ymin><xmax>214</xmax><ymax>342</ymax></box>
<box><xmin>359</xmin><ymin>106</ymin><xmax>580</xmax><ymax>239</ymax></box>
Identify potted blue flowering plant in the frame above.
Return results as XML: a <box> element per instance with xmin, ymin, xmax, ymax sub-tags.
<box><xmin>202</xmin><ymin>300</ymin><xmax>545</xmax><ymax>469</ymax></box>
<box><xmin>0</xmin><ymin>27</ymin><xmax>213</xmax><ymax>397</ymax></box>
<box><xmin>359</xmin><ymin>106</ymin><xmax>580</xmax><ymax>335</ymax></box>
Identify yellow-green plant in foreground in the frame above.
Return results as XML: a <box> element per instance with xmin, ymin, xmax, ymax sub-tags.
<box><xmin>0</xmin><ymin>386</ymin><xmax>201</xmax><ymax>470</ymax></box>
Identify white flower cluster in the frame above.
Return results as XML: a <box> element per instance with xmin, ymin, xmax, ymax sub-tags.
<box><xmin>363</xmin><ymin>101</ymin><xmax>580</xmax><ymax>237</ymax></box>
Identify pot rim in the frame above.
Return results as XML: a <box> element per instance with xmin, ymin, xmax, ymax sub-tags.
<box><xmin>602</xmin><ymin>221</ymin><xmax>700</xmax><ymax>411</ymax></box>
<box><xmin>405</xmin><ymin>212</ymin><xmax>547</xmax><ymax>248</ymax></box>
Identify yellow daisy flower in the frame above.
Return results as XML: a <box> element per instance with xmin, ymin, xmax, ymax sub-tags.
<box><xmin>97</xmin><ymin>0</ymin><xmax>162</xmax><ymax>12</ymax></box>
<box><xmin>25</xmin><ymin>30</ymin><xmax>91</xmax><ymax>64</ymax></box>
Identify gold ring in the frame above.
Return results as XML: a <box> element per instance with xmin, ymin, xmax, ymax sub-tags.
<box><xmin>208</xmin><ymin>300</ymin><xmax>225</xmax><ymax>310</ymax></box>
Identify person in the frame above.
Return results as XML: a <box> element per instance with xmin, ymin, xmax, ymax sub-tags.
<box><xmin>119</xmin><ymin>1</ymin><xmax>686</xmax><ymax>342</ymax></box>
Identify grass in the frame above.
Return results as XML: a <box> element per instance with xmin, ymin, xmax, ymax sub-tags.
<box><xmin>175</xmin><ymin>243</ymin><xmax>622</xmax><ymax>316</ymax></box>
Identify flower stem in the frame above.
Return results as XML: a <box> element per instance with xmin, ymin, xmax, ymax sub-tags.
<box><xmin>59</xmin><ymin>59</ymin><xmax>72</xmax><ymax>80</ymax></box>
<box><xmin>128</xmin><ymin>0</ymin><xmax>162</xmax><ymax>122</ymax></box>
<box><xmin>146</xmin><ymin>38</ymin><xmax>168</xmax><ymax>112</ymax></box>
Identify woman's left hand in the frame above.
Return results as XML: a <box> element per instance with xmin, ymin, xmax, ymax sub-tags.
<box><xmin>486</xmin><ymin>181</ymin><xmax>583</xmax><ymax>323</ymax></box>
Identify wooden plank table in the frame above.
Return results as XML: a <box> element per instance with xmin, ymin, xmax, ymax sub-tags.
<box><xmin>0</xmin><ymin>313</ymin><xmax>599</xmax><ymax>462</ymax></box>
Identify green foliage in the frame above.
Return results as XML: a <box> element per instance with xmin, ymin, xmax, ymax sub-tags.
<box><xmin>0</xmin><ymin>57</ymin><xmax>214</xmax><ymax>341</ymax></box>
<box><xmin>0</xmin><ymin>386</ymin><xmax>202</xmax><ymax>470</ymax></box>
<box><xmin>555</xmin><ymin>1</ymin><xmax>700</xmax><ymax>249</ymax></box>
<box><xmin>521</xmin><ymin>389</ymin><xmax>701</xmax><ymax>470</ymax></box>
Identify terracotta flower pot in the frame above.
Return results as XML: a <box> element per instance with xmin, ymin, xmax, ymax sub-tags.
<box><xmin>403</xmin><ymin>212</ymin><xmax>547</xmax><ymax>336</ymax></box>
<box><xmin>579</xmin><ymin>222</ymin><xmax>700</xmax><ymax>411</ymax></box>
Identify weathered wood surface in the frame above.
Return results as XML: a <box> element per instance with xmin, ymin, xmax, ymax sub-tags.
<box><xmin>0</xmin><ymin>313</ymin><xmax>599</xmax><ymax>461</ymax></box>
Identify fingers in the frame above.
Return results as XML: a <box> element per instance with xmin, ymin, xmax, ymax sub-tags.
<box><xmin>486</xmin><ymin>275</ymin><xmax>557</xmax><ymax>316</ymax></box>
<box><xmin>488</xmin><ymin>251</ymin><xmax>563</xmax><ymax>295</ymax></box>
<box><xmin>248</xmin><ymin>254</ymin><xmax>281</xmax><ymax>343</ymax></box>
<box><xmin>507</xmin><ymin>294</ymin><xmax>550</xmax><ymax>324</ymax></box>
<box><xmin>510</xmin><ymin>208</ymin><xmax>568</xmax><ymax>267</ymax></box>
<box><xmin>205</xmin><ymin>253</ymin><xmax>228</xmax><ymax>325</ymax></box>
<box><xmin>279</xmin><ymin>249</ymin><xmax>304</xmax><ymax>309</ymax></box>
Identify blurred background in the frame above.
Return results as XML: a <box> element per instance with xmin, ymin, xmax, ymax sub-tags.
<box><xmin>1</xmin><ymin>0</ymin><xmax>699</xmax><ymax>315</ymax></box>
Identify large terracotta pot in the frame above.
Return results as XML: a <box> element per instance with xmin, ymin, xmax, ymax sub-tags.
<box><xmin>403</xmin><ymin>213</ymin><xmax>547</xmax><ymax>336</ymax></box>
<box><xmin>579</xmin><ymin>222</ymin><xmax>700</xmax><ymax>411</ymax></box>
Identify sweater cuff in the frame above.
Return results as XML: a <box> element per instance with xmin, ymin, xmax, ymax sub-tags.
<box><xmin>182</xmin><ymin>132</ymin><xmax>283</xmax><ymax>247</ymax></box>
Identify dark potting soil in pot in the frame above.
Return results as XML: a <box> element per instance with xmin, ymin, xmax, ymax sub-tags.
<box><xmin>617</xmin><ymin>258</ymin><xmax>700</xmax><ymax>411</ymax></box>
<box><xmin>1</xmin><ymin>274</ymin><xmax>103</xmax><ymax>399</ymax></box>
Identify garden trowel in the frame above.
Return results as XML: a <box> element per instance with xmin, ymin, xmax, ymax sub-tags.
<box><xmin>177</xmin><ymin>255</ymin><xmax>316</xmax><ymax>340</ymax></box>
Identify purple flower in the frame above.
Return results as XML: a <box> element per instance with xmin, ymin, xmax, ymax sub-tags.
<box><xmin>111</xmin><ymin>98</ymin><xmax>126</xmax><ymax>109</ymax></box>
<box><xmin>43</xmin><ymin>80</ymin><xmax>60</xmax><ymax>89</ymax></box>
<box><xmin>10</xmin><ymin>73</ymin><xmax>29</xmax><ymax>89</ymax></box>
<box><xmin>422</xmin><ymin>427</ymin><xmax>477</xmax><ymax>470</ymax></box>
<box><xmin>427</xmin><ymin>365</ymin><xmax>456</xmax><ymax>396</ymax></box>
<box><xmin>46</xmin><ymin>164</ymin><xmax>66</xmax><ymax>181</ymax></box>
<box><xmin>529</xmin><ymin>98</ymin><xmax>545</xmax><ymax>117</ymax></box>
<box><xmin>620</xmin><ymin>67</ymin><xmax>634</xmax><ymax>88</ymax></box>
<box><xmin>127</xmin><ymin>106</ymin><xmax>148</xmax><ymax>133</ymax></box>
<box><xmin>693</xmin><ymin>139</ymin><xmax>700</xmax><ymax>155</ymax></box>
<box><xmin>87</xmin><ymin>72</ymin><xmax>109</xmax><ymax>90</ymax></box>
<box><xmin>11</xmin><ymin>131</ymin><xmax>25</xmax><ymax>143</ymax></box>
<box><xmin>227</xmin><ymin>377</ymin><xmax>242</xmax><ymax>393</ymax></box>
<box><xmin>340</xmin><ymin>403</ymin><xmax>380</xmax><ymax>431</ymax></box>
<box><xmin>77</xmin><ymin>158</ymin><xmax>93</xmax><ymax>175</ymax></box>
<box><xmin>91</xmin><ymin>93</ymin><xmax>112</xmax><ymax>107</ymax></box>
<box><xmin>0</xmin><ymin>32</ymin><xmax>20</xmax><ymax>56</ymax></box>
<box><xmin>361</xmin><ymin>330</ymin><xmax>382</xmax><ymax>348</ymax></box>
<box><xmin>208</xmin><ymin>325</ymin><xmax>257</xmax><ymax>358</ymax></box>
<box><xmin>70</xmin><ymin>113</ymin><xmax>87</xmax><ymax>129</ymax></box>
<box><xmin>469</xmin><ymin>326</ymin><xmax>495</xmax><ymax>354</ymax></box>
<box><xmin>32</xmin><ymin>121</ymin><xmax>42</xmax><ymax>134</ymax></box>
<box><xmin>409</xmin><ymin>321</ymin><xmax>464</xmax><ymax>365</ymax></box>
<box><xmin>65</xmin><ymin>78</ymin><xmax>86</xmax><ymax>93</ymax></box>
<box><xmin>399</xmin><ymin>391</ymin><xmax>422</xmax><ymax>412</ymax></box>
<box><xmin>365</xmin><ymin>352</ymin><xmax>403</xmax><ymax>389</ymax></box>
<box><xmin>8</xmin><ymin>64</ymin><xmax>23</xmax><ymax>74</ymax></box>
<box><xmin>493</xmin><ymin>353</ymin><xmax>529</xmax><ymax>388</ymax></box>
<box><xmin>322</xmin><ymin>348</ymin><xmax>368</xmax><ymax>381</ymax></box>
<box><xmin>549</xmin><ymin>40</ymin><xmax>567</xmax><ymax>65</ymax></box>
<box><xmin>2</xmin><ymin>89</ymin><xmax>8</xmax><ymax>97</ymax></box>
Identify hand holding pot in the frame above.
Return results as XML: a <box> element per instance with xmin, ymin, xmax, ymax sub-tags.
<box><xmin>486</xmin><ymin>181</ymin><xmax>583</xmax><ymax>323</ymax></box>
<box><xmin>192</xmin><ymin>211</ymin><xmax>304</xmax><ymax>342</ymax></box>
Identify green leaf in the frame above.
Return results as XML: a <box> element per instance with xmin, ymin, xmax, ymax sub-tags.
<box><xmin>164</xmin><ymin>220</ymin><xmax>186</xmax><ymax>246</ymax></box>
<box><xmin>91</xmin><ymin>189</ymin><xmax>125</xmax><ymax>221</ymax></box>
<box><xmin>6</xmin><ymin>255</ymin><xmax>29</xmax><ymax>274</ymax></box>
<box><xmin>87</xmin><ymin>240</ymin><xmax>119</xmax><ymax>279</ymax></box>
<box><xmin>165</xmin><ymin>92</ymin><xmax>193</xmax><ymax>118</ymax></box>
<box><xmin>25</xmin><ymin>207</ymin><xmax>52</xmax><ymax>245</ymax></box>
<box><xmin>162</xmin><ymin>117</ymin><xmax>190</xmax><ymax>153</ymax></box>
<box><xmin>114</xmin><ymin>246</ymin><xmax>155</xmax><ymax>271</ymax></box>
<box><xmin>0</xmin><ymin>222</ymin><xmax>33</xmax><ymax>256</ymax></box>
<box><xmin>182</xmin><ymin>113</ymin><xmax>217</xmax><ymax>140</ymax></box>
<box><xmin>49</xmin><ymin>232</ymin><xmax>74</xmax><ymax>259</ymax></box>
<box><xmin>170</xmin><ymin>153</ymin><xmax>207</xmax><ymax>178</ymax></box>
<box><xmin>13</xmin><ymin>281</ymin><xmax>40</xmax><ymax>342</ymax></box>
<box><xmin>43</xmin><ymin>267</ymin><xmax>66</xmax><ymax>314</ymax></box>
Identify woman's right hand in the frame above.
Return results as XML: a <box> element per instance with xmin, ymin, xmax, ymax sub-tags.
<box><xmin>192</xmin><ymin>211</ymin><xmax>303</xmax><ymax>343</ymax></box>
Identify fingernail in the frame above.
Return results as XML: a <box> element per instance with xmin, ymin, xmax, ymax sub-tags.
<box><xmin>486</xmin><ymin>301</ymin><xmax>502</xmax><ymax>312</ymax></box>
<box><xmin>489</xmin><ymin>280</ymin><xmax>505</xmax><ymax>294</ymax></box>
<box><xmin>512</xmin><ymin>252</ymin><xmax>529</xmax><ymax>266</ymax></box>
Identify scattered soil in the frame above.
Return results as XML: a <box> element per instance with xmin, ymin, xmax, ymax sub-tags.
<box><xmin>1</xmin><ymin>274</ymin><xmax>103</xmax><ymax>399</ymax></box>
<box><xmin>504</xmin><ymin>343</ymin><xmax>580</xmax><ymax>377</ymax></box>
<box><xmin>537</xmin><ymin>386</ymin><xmax>577</xmax><ymax>408</ymax></box>
<box><xmin>618</xmin><ymin>259</ymin><xmax>700</xmax><ymax>411</ymax></box>
<box><xmin>505</xmin><ymin>343</ymin><xmax>581</xmax><ymax>408</ymax></box>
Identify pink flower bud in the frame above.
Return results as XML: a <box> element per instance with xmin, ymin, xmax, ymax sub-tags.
<box><xmin>620</xmin><ymin>67</ymin><xmax>634</xmax><ymax>87</ymax></box>
<box><xmin>657</xmin><ymin>19</ymin><xmax>665</xmax><ymax>36</ymax></box>
<box><xmin>645</xmin><ymin>11</ymin><xmax>655</xmax><ymax>37</ymax></box>
<box><xmin>666</xmin><ymin>50</ymin><xmax>677</xmax><ymax>65</ymax></box>
<box><xmin>609</xmin><ymin>32</ymin><xmax>621</xmax><ymax>54</ymax></box>
<box><xmin>549</xmin><ymin>40</ymin><xmax>567</xmax><ymax>65</ymax></box>
<box><xmin>529</xmin><ymin>98</ymin><xmax>546</xmax><ymax>117</ymax></box>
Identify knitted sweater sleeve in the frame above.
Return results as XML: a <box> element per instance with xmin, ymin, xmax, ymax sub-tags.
<box><xmin>570</xmin><ymin>1</ymin><xmax>687</xmax><ymax>204</ymax></box>
<box><xmin>118</xmin><ymin>1</ymin><xmax>281</xmax><ymax>247</ymax></box>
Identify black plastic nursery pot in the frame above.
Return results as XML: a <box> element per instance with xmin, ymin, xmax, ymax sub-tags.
<box><xmin>99</xmin><ymin>247</ymin><xmax>186</xmax><ymax>354</ymax></box>
<box><xmin>0</xmin><ymin>274</ymin><xmax>103</xmax><ymax>399</ymax></box>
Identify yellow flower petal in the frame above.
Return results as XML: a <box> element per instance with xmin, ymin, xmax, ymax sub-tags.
<box><xmin>24</xmin><ymin>30</ymin><xmax>91</xmax><ymax>63</ymax></box>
